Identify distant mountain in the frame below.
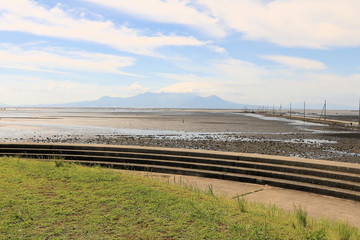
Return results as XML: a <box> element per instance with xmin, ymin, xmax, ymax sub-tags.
<box><xmin>34</xmin><ymin>92</ymin><xmax>245</xmax><ymax>109</ymax></box>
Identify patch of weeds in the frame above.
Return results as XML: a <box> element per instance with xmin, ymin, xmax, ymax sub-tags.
<box><xmin>267</xmin><ymin>204</ymin><xmax>277</xmax><ymax>218</ymax></box>
<box><xmin>337</xmin><ymin>222</ymin><xmax>354</xmax><ymax>240</ymax></box>
<box><xmin>15</xmin><ymin>158</ymin><xmax>27</xmax><ymax>170</ymax></box>
<box><xmin>163</xmin><ymin>175</ymin><xmax>201</xmax><ymax>194</ymax></box>
<box><xmin>306</xmin><ymin>228</ymin><xmax>326</xmax><ymax>240</ymax></box>
<box><xmin>234</xmin><ymin>196</ymin><xmax>247</xmax><ymax>213</ymax></box>
<box><xmin>248</xmin><ymin>220</ymin><xmax>269</xmax><ymax>240</ymax></box>
<box><xmin>294</xmin><ymin>204</ymin><xmax>308</xmax><ymax>228</ymax></box>
<box><xmin>54</xmin><ymin>158</ymin><xmax>66</xmax><ymax>168</ymax></box>
<box><xmin>206</xmin><ymin>184</ymin><xmax>215</xmax><ymax>197</ymax></box>
<box><xmin>186</xmin><ymin>182</ymin><xmax>201</xmax><ymax>194</ymax></box>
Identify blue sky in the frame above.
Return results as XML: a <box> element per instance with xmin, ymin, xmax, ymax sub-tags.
<box><xmin>1</xmin><ymin>0</ymin><xmax>360</xmax><ymax>109</ymax></box>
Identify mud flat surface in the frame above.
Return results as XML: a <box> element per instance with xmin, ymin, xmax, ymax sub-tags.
<box><xmin>0</xmin><ymin>108</ymin><xmax>359</xmax><ymax>163</ymax></box>
<box><xmin>300</xmin><ymin>109</ymin><xmax>360</xmax><ymax>123</ymax></box>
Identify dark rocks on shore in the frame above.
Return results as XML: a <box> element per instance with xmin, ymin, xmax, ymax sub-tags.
<box><xmin>5</xmin><ymin>133</ymin><xmax>359</xmax><ymax>164</ymax></box>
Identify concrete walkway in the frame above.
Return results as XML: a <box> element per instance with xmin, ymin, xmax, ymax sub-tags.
<box><xmin>124</xmin><ymin>170</ymin><xmax>360</xmax><ymax>228</ymax></box>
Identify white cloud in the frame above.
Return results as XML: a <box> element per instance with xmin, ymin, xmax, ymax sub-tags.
<box><xmin>0</xmin><ymin>75</ymin><xmax>149</xmax><ymax>105</ymax></box>
<box><xmin>262</xmin><ymin>55</ymin><xmax>327</xmax><ymax>70</ymax></box>
<box><xmin>199</xmin><ymin>0</ymin><xmax>360</xmax><ymax>48</ymax></box>
<box><xmin>127</xmin><ymin>82</ymin><xmax>150</xmax><ymax>94</ymax></box>
<box><xmin>82</xmin><ymin>0</ymin><xmax>225</xmax><ymax>38</ymax></box>
<box><xmin>159</xmin><ymin>57</ymin><xmax>360</xmax><ymax>107</ymax></box>
<box><xmin>4</xmin><ymin>0</ymin><xmax>358</xmax><ymax>51</ymax></box>
<box><xmin>160</xmin><ymin>58</ymin><xmax>266</xmax><ymax>100</ymax></box>
<box><xmin>246</xmin><ymin>72</ymin><xmax>360</xmax><ymax>108</ymax></box>
<box><xmin>0</xmin><ymin>44</ymin><xmax>138</xmax><ymax>76</ymax></box>
<box><xmin>0</xmin><ymin>0</ymin><xmax>207</xmax><ymax>55</ymax></box>
<box><xmin>160</xmin><ymin>74</ymin><xmax>214</xmax><ymax>94</ymax></box>
<box><xmin>206</xmin><ymin>44</ymin><xmax>227</xmax><ymax>54</ymax></box>
<box><xmin>1</xmin><ymin>56</ymin><xmax>358</xmax><ymax>107</ymax></box>
<box><xmin>80</xmin><ymin>0</ymin><xmax>360</xmax><ymax>49</ymax></box>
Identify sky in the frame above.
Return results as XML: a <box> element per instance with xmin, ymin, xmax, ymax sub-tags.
<box><xmin>1</xmin><ymin>0</ymin><xmax>360</xmax><ymax>109</ymax></box>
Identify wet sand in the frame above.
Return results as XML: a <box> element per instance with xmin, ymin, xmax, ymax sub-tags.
<box><xmin>0</xmin><ymin>108</ymin><xmax>359</xmax><ymax>163</ymax></box>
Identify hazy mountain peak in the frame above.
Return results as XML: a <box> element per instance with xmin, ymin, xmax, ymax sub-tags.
<box><xmin>30</xmin><ymin>92</ymin><xmax>245</xmax><ymax>109</ymax></box>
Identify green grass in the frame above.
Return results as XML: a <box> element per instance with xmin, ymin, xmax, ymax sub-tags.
<box><xmin>0</xmin><ymin>157</ymin><xmax>359</xmax><ymax>239</ymax></box>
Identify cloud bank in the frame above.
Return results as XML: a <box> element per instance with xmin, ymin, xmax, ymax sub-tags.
<box><xmin>0</xmin><ymin>0</ymin><xmax>207</xmax><ymax>55</ymax></box>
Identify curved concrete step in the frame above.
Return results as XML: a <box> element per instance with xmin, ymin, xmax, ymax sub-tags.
<box><xmin>0</xmin><ymin>143</ymin><xmax>359</xmax><ymax>201</ymax></box>
<box><xmin>1</xmin><ymin>147</ymin><xmax>359</xmax><ymax>183</ymax></box>
<box><xmin>0</xmin><ymin>143</ymin><xmax>359</xmax><ymax>174</ymax></box>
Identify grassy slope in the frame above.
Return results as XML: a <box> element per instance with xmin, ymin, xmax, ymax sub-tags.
<box><xmin>0</xmin><ymin>157</ymin><xmax>359</xmax><ymax>239</ymax></box>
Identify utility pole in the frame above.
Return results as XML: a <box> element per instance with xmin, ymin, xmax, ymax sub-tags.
<box><xmin>290</xmin><ymin>103</ymin><xmax>292</xmax><ymax>117</ymax></box>
<box><xmin>324</xmin><ymin>100</ymin><xmax>327</xmax><ymax>121</ymax></box>
<box><xmin>319</xmin><ymin>100</ymin><xmax>327</xmax><ymax>121</ymax></box>
<box><xmin>358</xmin><ymin>98</ymin><xmax>360</xmax><ymax>125</ymax></box>
<box><xmin>279</xmin><ymin>104</ymin><xmax>282</xmax><ymax>116</ymax></box>
<box><xmin>304</xmin><ymin>101</ymin><xmax>306</xmax><ymax>122</ymax></box>
<box><xmin>273</xmin><ymin>104</ymin><xmax>275</xmax><ymax>115</ymax></box>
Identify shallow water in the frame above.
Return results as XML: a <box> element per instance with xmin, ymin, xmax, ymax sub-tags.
<box><xmin>0</xmin><ymin>108</ymin><xmax>358</xmax><ymax>162</ymax></box>
<box><xmin>0</xmin><ymin>109</ymin><xmax>349</xmax><ymax>144</ymax></box>
<box><xmin>240</xmin><ymin>113</ymin><xmax>326</xmax><ymax>126</ymax></box>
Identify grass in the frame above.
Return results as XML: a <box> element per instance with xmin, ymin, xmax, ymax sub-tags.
<box><xmin>294</xmin><ymin>204</ymin><xmax>308</xmax><ymax>228</ymax></box>
<box><xmin>0</xmin><ymin>157</ymin><xmax>359</xmax><ymax>239</ymax></box>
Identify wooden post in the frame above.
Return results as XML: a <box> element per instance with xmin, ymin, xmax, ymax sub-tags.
<box><xmin>290</xmin><ymin>103</ymin><xmax>292</xmax><ymax>117</ymax></box>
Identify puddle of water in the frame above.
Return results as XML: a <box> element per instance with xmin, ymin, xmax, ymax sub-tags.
<box><xmin>239</xmin><ymin>113</ymin><xmax>360</xmax><ymax>137</ymax></box>
<box><xmin>324</xmin><ymin>150</ymin><xmax>360</xmax><ymax>158</ymax></box>
<box><xmin>283</xmin><ymin>139</ymin><xmax>337</xmax><ymax>144</ymax></box>
<box><xmin>0</xmin><ymin>120</ymin><xmax>339</xmax><ymax>146</ymax></box>
<box><xmin>239</xmin><ymin>113</ymin><xmax>327</xmax><ymax>126</ymax></box>
<box><xmin>147</xmin><ymin>134</ymin><xmax>337</xmax><ymax>145</ymax></box>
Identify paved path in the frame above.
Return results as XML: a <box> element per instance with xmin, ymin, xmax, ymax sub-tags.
<box><xmin>123</xmin><ymin>170</ymin><xmax>360</xmax><ymax>228</ymax></box>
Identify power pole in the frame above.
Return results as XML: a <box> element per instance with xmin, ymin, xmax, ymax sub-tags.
<box><xmin>290</xmin><ymin>102</ymin><xmax>292</xmax><ymax>117</ymax></box>
<box><xmin>304</xmin><ymin>101</ymin><xmax>306</xmax><ymax>122</ymax></box>
<box><xmin>358</xmin><ymin>98</ymin><xmax>360</xmax><ymax>125</ymax></box>
<box><xmin>279</xmin><ymin>104</ymin><xmax>282</xmax><ymax>115</ymax></box>
<box><xmin>319</xmin><ymin>100</ymin><xmax>327</xmax><ymax>121</ymax></box>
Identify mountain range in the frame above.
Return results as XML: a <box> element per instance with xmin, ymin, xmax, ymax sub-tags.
<box><xmin>3</xmin><ymin>92</ymin><xmax>355</xmax><ymax>109</ymax></box>
<box><xmin>32</xmin><ymin>92</ymin><xmax>245</xmax><ymax>109</ymax></box>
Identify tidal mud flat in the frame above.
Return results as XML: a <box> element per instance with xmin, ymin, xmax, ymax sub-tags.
<box><xmin>0</xmin><ymin>108</ymin><xmax>359</xmax><ymax>163</ymax></box>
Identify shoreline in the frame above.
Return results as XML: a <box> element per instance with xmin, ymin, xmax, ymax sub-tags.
<box><xmin>0</xmin><ymin>108</ymin><xmax>358</xmax><ymax>164</ymax></box>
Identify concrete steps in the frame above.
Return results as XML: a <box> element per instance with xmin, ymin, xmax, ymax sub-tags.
<box><xmin>0</xmin><ymin>143</ymin><xmax>359</xmax><ymax>201</ymax></box>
